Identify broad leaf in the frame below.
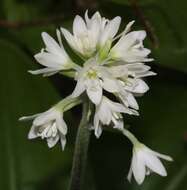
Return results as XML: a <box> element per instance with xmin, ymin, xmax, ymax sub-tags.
<box><xmin>0</xmin><ymin>39</ymin><xmax>72</xmax><ymax>190</ymax></box>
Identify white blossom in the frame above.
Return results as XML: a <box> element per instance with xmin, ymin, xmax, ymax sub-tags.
<box><xmin>29</xmin><ymin>30</ymin><xmax>74</xmax><ymax>76</ymax></box>
<box><xmin>127</xmin><ymin>143</ymin><xmax>173</xmax><ymax>185</ymax></box>
<box><xmin>18</xmin><ymin>10</ymin><xmax>175</xmax><ymax>187</ymax></box>
<box><xmin>106</xmin><ymin>63</ymin><xmax>156</xmax><ymax>109</ymax></box>
<box><xmin>93</xmin><ymin>96</ymin><xmax>138</xmax><ymax>138</ymax></box>
<box><xmin>19</xmin><ymin>108</ymin><xmax>67</xmax><ymax>150</ymax></box>
<box><xmin>109</xmin><ymin>63</ymin><xmax>156</xmax><ymax>107</ymax></box>
<box><xmin>71</xmin><ymin>58</ymin><xmax>120</xmax><ymax>105</ymax></box>
<box><xmin>109</xmin><ymin>21</ymin><xmax>153</xmax><ymax>63</ymax></box>
<box><xmin>97</xmin><ymin>14</ymin><xmax>121</xmax><ymax>49</ymax></box>
<box><xmin>61</xmin><ymin>11</ymin><xmax>121</xmax><ymax>58</ymax></box>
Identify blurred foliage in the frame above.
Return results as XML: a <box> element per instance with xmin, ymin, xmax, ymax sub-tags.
<box><xmin>0</xmin><ymin>39</ymin><xmax>74</xmax><ymax>190</ymax></box>
<box><xmin>0</xmin><ymin>0</ymin><xmax>187</xmax><ymax>190</ymax></box>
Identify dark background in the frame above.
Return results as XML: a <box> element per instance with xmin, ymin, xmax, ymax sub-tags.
<box><xmin>0</xmin><ymin>0</ymin><xmax>187</xmax><ymax>189</ymax></box>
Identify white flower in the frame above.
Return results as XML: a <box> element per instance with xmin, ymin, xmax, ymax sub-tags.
<box><xmin>19</xmin><ymin>108</ymin><xmax>67</xmax><ymax>150</ymax></box>
<box><xmin>109</xmin><ymin>21</ymin><xmax>153</xmax><ymax>63</ymax></box>
<box><xmin>61</xmin><ymin>12</ymin><xmax>101</xmax><ymax>58</ymax></box>
<box><xmin>107</xmin><ymin>63</ymin><xmax>156</xmax><ymax>109</ymax></box>
<box><xmin>127</xmin><ymin>143</ymin><xmax>173</xmax><ymax>185</ymax></box>
<box><xmin>111</xmin><ymin>62</ymin><xmax>156</xmax><ymax>78</ymax></box>
<box><xmin>97</xmin><ymin>14</ymin><xmax>121</xmax><ymax>49</ymax></box>
<box><xmin>29</xmin><ymin>30</ymin><xmax>73</xmax><ymax>76</ymax></box>
<box><xmin>71</xmin><ymin>58</ymin><xmax>120</xmax><ymax>105</ymax></box>
<box><xmin>93</xmin><ymin>96</ymin><xmax>138</xmax><ymax>138</ymax></box>
<box><xmin>117</xmin><ymin>64</ymin><xmax>156</xmax><ymax>98</ymax></box>
<box><xmin>61</xmin><ymin>11</ymin><xmax>121</xmax><ymax>58</ymax></box>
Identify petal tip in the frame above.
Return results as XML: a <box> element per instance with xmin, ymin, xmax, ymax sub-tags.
<box><xmin>41</xmin><ymin>32</ymin><xmax>48</xmax><ymax>39</ymax></box>
<box><xmin>19</xmin><ymin>117</ymin><xmax>25</xmax><ymax>121</ymax></box>
<box><xmin>28</xmin><ymin>70</ymin><xmax>38</xmax><ymax>75</ymax></box>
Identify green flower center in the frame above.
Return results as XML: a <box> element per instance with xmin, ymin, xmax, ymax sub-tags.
<box><xmin>87</xmin><ymin>69</ymin><xmax>98</xmax><ymax>79</ymax></box>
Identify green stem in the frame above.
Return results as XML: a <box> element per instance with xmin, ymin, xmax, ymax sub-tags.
<box><xmin>121</xmin><ymin>128</ymin><xmax>139</xmax><ymax>146</ymax></box>
<box><xmin>55</xmin><ymin>96</ymin><xmax>82</xmax><ymax>112</ymax></box>
<box><xmin>68</xmin><ymin>101</ymin><xmax>91</xmax><ymax>190</ymax></box>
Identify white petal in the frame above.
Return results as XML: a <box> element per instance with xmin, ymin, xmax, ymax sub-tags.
<box><xmin>118</xmin><ymin>90</ymin><xmax>139</xmax><ymax>110</ymax></box>
<box><xmin>102</xmin><ymin>77</ymin><xmax>120</xmax><ymax>93</ymax></box>
<box><xmin>111</xmin><ymin>30</ymin><xmax>146</xmax><ymax>55</ymax></box>
<box><xmin>71</xmin><ymin>79</ymin><xmax>85</xmax><ymax>98</ymax></box>
<box><xmin>33</xmin><ymin>109</ymin><xmax>56</xmax><ymax>126</ymax></box>
<box><xmin>147</xmin><ymin>148</ymin><xmax>173</xmax><ymax>162</ymax></box>
<box><xmin>28</xmin><ymin>125</ymin><xmax>38</xmax><ymax>139</ymax></box>
<box><xmin>122</xmin><ymin>20</ymin><xmax>135</xmax><ymax>35</ymax></box>
<box><xmin>126</xmin><ymin>92</ymin><xmax>139</xmax><ymax>110</ymax></box>
<box><xmin>126</xmin><ymin>63</ymin><xmax>150</xmax><ymax>73</ymax></box>
<box><xmin>97</xmin><ymin>100</ymin><xmax>112</xmax><ymax>125</ymax></box>
<box><xmin>34</xmin><ymin>52</ymin><xmax>63</xmax><ymax>68</ymax></box>
<box><xmin>56</xmin><ymin>115</ymin><xmax>68</xmax><ymax>135</ymax></box>
<box><xmin>126</xmin><ymin>79</ymin><xmax>149</xmax><ymax>94</ymax></box>
<box><xmin>136</xmin><ymin>71</ymin><xmax>157</xmax><ymax>78</ymax></box>
<box><xmin>132</xmin><ymin>150</ymin><xmax>146</xmax><ymax>185</ymax></box>
<box><xmin>108</xmin><ymin>101</ymin><xmax>127</xmax><ymax>113</ymax></box>
<box><xmin>125</xmin><ymin>62</ymin><xmax>155</xmax><ymax>77</ymax></box>
<box><xmin>91</xmin><ymin>11</ymin><xmax>101</xmax><ymax>21</ymax></box>
<box><xmin>113</xmin><ymin>120</ymin><xmax>124</xmax><ymax>130</ymax></box>
<box><xmin>73</xmin><ymin>15</ymin><xmax>87</xmax><ymax>36</ymax></box>
<box><xmin>156</xmin><ymin>153</ymin><xmax>173</xmax><ymax>162</ymax></box>
<box><xmin>93</xmin><ymin>115</ymin><xmax>103</xmax><ymax>138</ymax></box>
<box><xmin>41</xmin><ymin>32</ymin><xmax>63</xmax><ymax>55</ymax></box>
<box><xmin>89</xmin><ymin>19</ymin><xmax>100</xmax><ymax>45</ymax></box>
<box><xmin>85</xmin><ymin>10</ymin><xmax>90</xmax><ymax>25</ymax></box>
<box><xmin>108</xmin><ymin>65</ymin><xmax>128</xmax><ymax>78</ymax></box>
<box><xmin>86</xmin><ymin>80</ymin><xmax>102</xmax><ymax>105</ymax></box>
<box><xmin>47</xmin><ymin>135</ymin><xmax>60</xmax><ymax>148</ymax></box>
<box><xmin>42</xmin><ymin>71</ymin><xmax>59</xmax><ymax>77</ymax></box>
<box><xmin>95</xmin><ymin>125</ymin><xmax>103</xmax><ymax>138</ymax></box>
<box><xmin>133</xmin><ymin>79</ymin><xmax>149</xmax><ymax>93</ymax></box>
<box><xmin>122</xmin><ymin>48</ymin><xmax>151</xmax><ymax>63</ymax></box>
<box><xmin>144</xmin><ymin>153</ymin><xmax>167</xmax><ymax>176</ymax></box>
<box><xmin>61</xmin><ymin>28</ymin><xmax>77</xmax><ymax>50</ymax></box>
<box><xmin>127</xmin><ymin>164</ymin><xmax>133</xmax><ymax>182</ymax></box>
<box><xmin>56</xmin><ymin>29</ymin><xmax>63</xmax><ymax>47</ymax></box>
<box><xmin>128</xmin><ymin>30</ymin><xmax>146</xmax><ymax>42</ymax></box>
<box><xmin>28</xmin><ymin>68</ymin><xmax>59</xmax><ymax>76</ymax></box>
<box><xmin>106</xmin><ymin>16</ymin><xmax>121</xmax><ymax>38</ymax></box>
<box><xmin>19</xmin><ymin>113</ymin><xmax>41</xmax><ymax>121</ymax></box>
<box><xmin>100</xmin><ymin>16</ymin><xmax>121</xmax><ymax>47</ymax></box>
<box><xmin>60</xmin><ymin>134</ymin><xmax>66</xmax><ymax>150</ymax></box>
<box><xmin>106</xmin><ymin>98</ymin><xmax>137</xmax><ymax>115</ymax></box>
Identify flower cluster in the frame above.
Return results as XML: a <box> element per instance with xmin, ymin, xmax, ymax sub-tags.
<box><xmin>20</xmin><ymin>11</ymin><xmax>172</xmax><ymax>185</ymax></box>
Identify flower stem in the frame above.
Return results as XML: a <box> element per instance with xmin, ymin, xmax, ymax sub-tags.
<box><xmin>68</xmin><ymin>101</ymin><xmax>91</xmax><ymax>190</ymax></box>
<box><xmin>55</xmin><ymin>96</ymin><xmax>82</xmax><ymax>112</ymax></box>
<box><xmin>121</xmin><ymin>128</ymin><xmax>139</xmax><ymax>146</ymax></box>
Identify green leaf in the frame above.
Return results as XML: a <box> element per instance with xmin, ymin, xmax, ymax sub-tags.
<box><xmin>0</xmin><ymin>39</ymin><xmax>72</xmax><ymax>190</ymax></box>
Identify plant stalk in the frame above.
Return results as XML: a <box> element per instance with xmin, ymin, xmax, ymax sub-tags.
<box><xmin>68</xmin><ymin>101</ymin><xmax>91</xmax><ymax>190</ymax></box>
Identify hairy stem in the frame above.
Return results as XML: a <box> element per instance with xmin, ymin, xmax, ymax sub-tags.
<box><xmin>68</xmin><ymin>101</ymin><xmax>91</xmax><ymax>190</ymax></box>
